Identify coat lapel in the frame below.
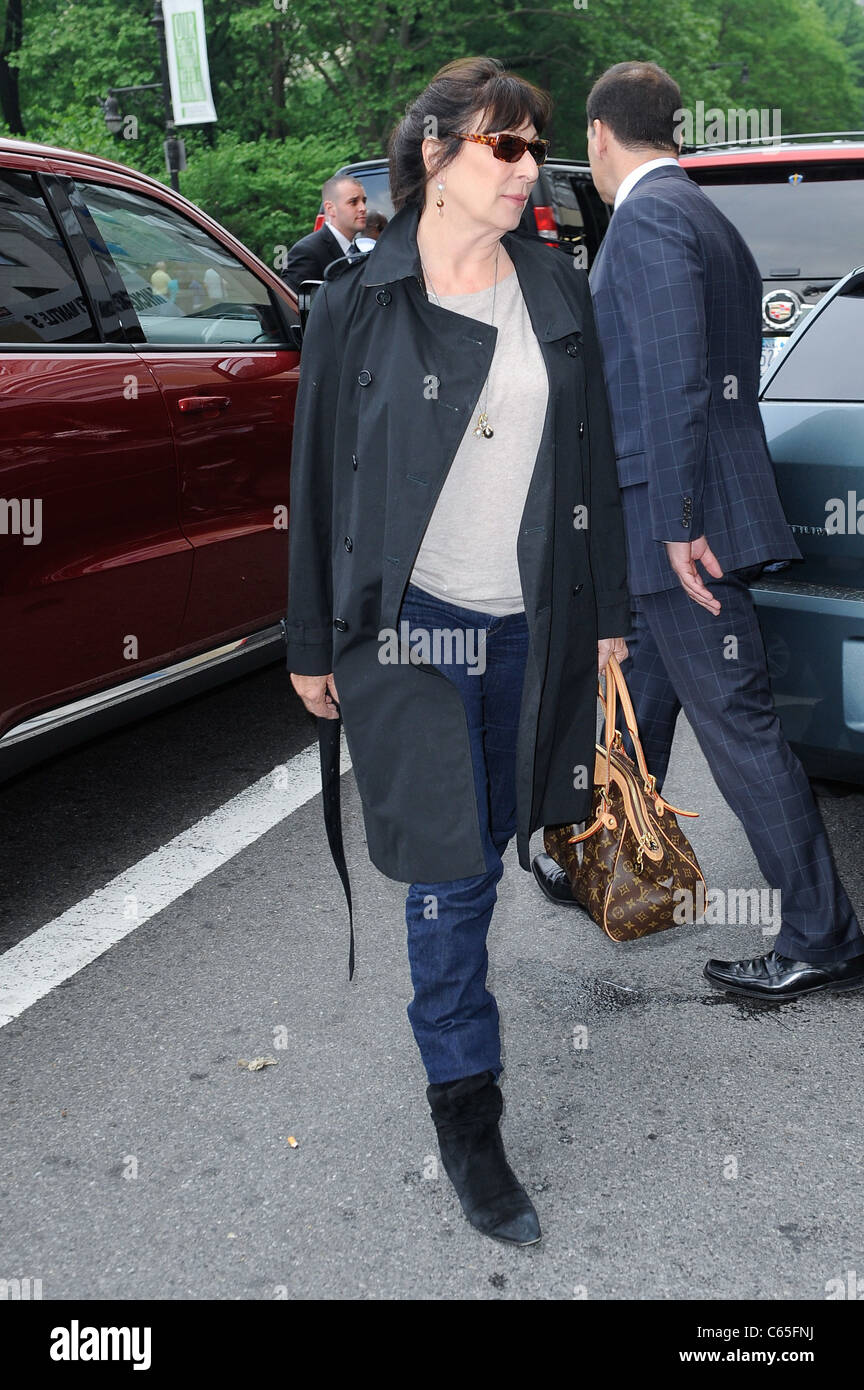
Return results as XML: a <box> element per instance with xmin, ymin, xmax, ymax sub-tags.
<box><xmin>364</xmin><ymin>205</ymin><xmax>584</xmax><ymax>630</ymax></box>
<box><xmin>360</xmin><ymin>203</ymin><xmax>583</xmax><ymax>342</ymax></box>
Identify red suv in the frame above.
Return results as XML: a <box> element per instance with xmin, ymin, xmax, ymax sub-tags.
<box><xmin>0</xmin><ymin>137</ymin><xmax>301</xmax><ymax>778</ymax></box>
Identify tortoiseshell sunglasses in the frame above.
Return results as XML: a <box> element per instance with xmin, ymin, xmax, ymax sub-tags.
<box><xmin>448</xmin><ymin>132</ymin><xmax>550</xmax><ymax>165</ymax></box>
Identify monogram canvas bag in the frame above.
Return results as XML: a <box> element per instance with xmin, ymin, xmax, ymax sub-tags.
<box><xmin>543</xmin><ymin>655</ymin><xmax>707</xmax><ymax>942</ymax></box>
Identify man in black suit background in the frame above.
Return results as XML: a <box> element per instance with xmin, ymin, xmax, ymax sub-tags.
<box><xmin>281</xmin><ymin>174</ymin><xmax>368</xmax><ymax>293</ymax></box>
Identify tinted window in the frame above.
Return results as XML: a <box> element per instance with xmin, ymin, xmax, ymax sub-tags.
<box><xmin>0</xmin><ymin>169</ymin><xmax>97</xmax><ymax>345</ymax></box>
<box><xmin>341</xmin><ymin>167</ymin><xmax>393</xmax><ymax>222</ymax></box>
<box><xmin>76</xmin><ymin>181</ymin><xmax>286</xmax><ymax>346</ymax></box>
<box><xmin>545</xmin><ymin>170</ymin><xmax>586</xmax><ymax>239</ymax></box>
<box><xmin>763</xmin><ymin>281</ymin><xmax>864</xmax><ymax>402</ymax></box>
<box><xmin>690</xmin><ymin>163</ymin><xmax>864</xmax><ymax>279</ymax></box>
<box><xmin>545</xmin><ymin>171</ymin><xmax>609</xmax><ymax>263</ymax></box>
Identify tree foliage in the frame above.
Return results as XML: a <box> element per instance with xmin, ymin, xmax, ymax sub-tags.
<box><xmin>1</xmin><ymin>0</ymin><xmax>862</xmax><ymax>258</ymax></box>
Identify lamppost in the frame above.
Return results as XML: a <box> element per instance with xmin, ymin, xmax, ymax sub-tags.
<box><xmin>98</xmin><ymin>1</ymin><xmax>186</xmax><ymax>191</ymax></box>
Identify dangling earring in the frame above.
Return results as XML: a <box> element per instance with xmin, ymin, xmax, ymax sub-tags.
<box><xmin>436</xmin><ymin>180</ymin><xmax>445</xmax><ymax>216</ymax></box>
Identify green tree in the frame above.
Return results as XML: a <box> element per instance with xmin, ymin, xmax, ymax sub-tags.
<box><xmin>693</xmin><ymin>0</ymin><xmax>864</xmax><ymax>132</ymax></box>
<box><xmin>814</xmin><ymin>0</ymin><xmax>864</xmax><ymax>122</ymax></box>
<box><xmin>2</xmin><ymin>0</ymin><xmax>863</xmax><ymax>255</ymax></box>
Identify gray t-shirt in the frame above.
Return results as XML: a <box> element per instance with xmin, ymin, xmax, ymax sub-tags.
<box><xmin>409</xmin><ymin>268</ymin><xmax>549</xmax><ymax>616</ymax></box>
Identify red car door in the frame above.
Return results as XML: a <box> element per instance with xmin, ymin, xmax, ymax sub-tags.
<box><xmin>0</xmin><ymin>161</ymin><xmax>191</xmax><ymax>740</ymax></box>
<box><xmin>70</xmin><ymin>173</ymin><xmax>300</xmax><ymax>648</ymax></box>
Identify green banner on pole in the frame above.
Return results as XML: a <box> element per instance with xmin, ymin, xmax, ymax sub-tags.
<box><xmin>162</xmin><ymin>0</ymin><xmax>217</xmax><ymax>125</ymax></box>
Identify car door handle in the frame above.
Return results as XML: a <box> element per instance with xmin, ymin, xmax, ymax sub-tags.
<box><xmin>177</xmin><ymin>395</ymin><xmax>231</xmax><ymax>413</ymax></box>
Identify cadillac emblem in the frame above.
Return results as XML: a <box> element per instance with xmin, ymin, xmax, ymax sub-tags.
<box><xmin>762</xmin><ymin>288</ymin><xmax>802</xmax><ymax>331</ymax></box>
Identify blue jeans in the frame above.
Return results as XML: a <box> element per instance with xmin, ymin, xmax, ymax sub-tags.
<box><xmin>399</xmin><ymin>583</ymin><xmax>530</xmax><ymax>1084</ymax></box>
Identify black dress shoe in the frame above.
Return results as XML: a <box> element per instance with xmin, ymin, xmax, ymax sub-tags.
<box><xmin>532</xmin><ymin>852</ymin><xmax>578</xmax><ymax>907</ymax></box>
<box><xmin>427</xmin><ymin>1071</ymin><xmax>541</xmax><ymax>1246</ymax></box>
<box><xmin>704</xmin><ymin>948</ymin><xmax>864</xmax><ymax>1000</ymax></box>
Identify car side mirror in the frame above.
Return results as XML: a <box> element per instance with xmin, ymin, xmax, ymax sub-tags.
<box><xmin>298</xmin><ymin>279</ymin><xmax>324</xmax><ymax>337</ymax></box>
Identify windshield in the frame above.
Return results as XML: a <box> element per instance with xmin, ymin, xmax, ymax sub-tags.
<box><xmin>690</xmin><ymin>163</ymin><xmax>864</xmax><ymax>279</ymax></box>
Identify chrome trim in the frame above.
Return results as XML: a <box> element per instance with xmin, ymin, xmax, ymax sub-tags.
<box><xmin>0</xmin><ymin>626</ymin><xmax>284</xmax><ymax>749</ymax></box>
<box><xmin>751</xmin><ymin>584</ymin><xmax>864</xmax><ymax>617</ymax></box>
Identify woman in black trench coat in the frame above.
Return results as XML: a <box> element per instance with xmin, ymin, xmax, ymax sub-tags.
<box><xmin>285</xmin><ymin>55</ymin><xmax>630</xmax><ymax>1246</ymax></box>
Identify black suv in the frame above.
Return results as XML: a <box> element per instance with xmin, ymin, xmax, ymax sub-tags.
<box><xmin>315</xmin><ymin>155</ymin><xmax>610</xmax><ymax>268</ymax></box>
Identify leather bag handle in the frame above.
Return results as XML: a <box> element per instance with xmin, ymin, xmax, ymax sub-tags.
<box><xmin>598</xmin><ymin>654</ymin><xmax>653</xmax><ymax>790</ymax></box>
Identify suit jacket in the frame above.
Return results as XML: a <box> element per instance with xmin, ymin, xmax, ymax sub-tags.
<box><xmin>589</xmin><ymin>163</ymin><xmax>801</xmax><ymax>594</ymax></box>
<box><xmin>281</xmin><ymin>224</ymin><xmax>347</xmax><ymax>293</ymax></box>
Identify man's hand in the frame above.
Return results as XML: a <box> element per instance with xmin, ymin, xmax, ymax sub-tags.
<box><xmin>290</xmin><ymin>672</ymin><xmax>340</xmax><ymax>719</ymax></box>
<box><xmin>665</xmin><ymin>536</ymin><xmax>723</xmax><ymax>614</ymax></box>
<box><xmin>598</xmin><ymin>637</ymin><xmax>628</xmax><ymax>673</ymax></box>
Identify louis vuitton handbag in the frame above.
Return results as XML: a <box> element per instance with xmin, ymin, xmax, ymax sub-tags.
<box><xmin>543</xmin><ymin>655</ymin><xmax>707</xmax><ymax>942</ymax></box>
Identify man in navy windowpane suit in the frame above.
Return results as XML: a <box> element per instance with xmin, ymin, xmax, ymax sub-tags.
<box><xmin>533</xmin><ymin>61</ymin><xmax>864</xmax><ymax>999</ymax></box>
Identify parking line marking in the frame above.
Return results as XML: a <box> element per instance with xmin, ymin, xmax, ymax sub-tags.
<box><xmin>0</xmin><ymin>734</ymin><xmax>351</xmax><ymax>1028</ymax></box>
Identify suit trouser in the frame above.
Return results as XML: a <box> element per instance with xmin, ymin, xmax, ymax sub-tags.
<box><xmin>620</xmin><ymin>565</ymin><xmax>863</xmax><ymax>963</ymax></box>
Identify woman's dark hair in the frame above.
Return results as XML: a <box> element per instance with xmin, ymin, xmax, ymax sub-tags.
<box><xmin>388</xmin><ymin>56</ymin><xmax>552</xmax><ymax>213</ymax></box>
<box><xmin>586</xmin><ymin>61</ymin><xmax>682</xmax><ymax>153</ymax></box>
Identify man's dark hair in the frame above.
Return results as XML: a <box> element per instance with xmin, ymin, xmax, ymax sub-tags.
<box><xmin>322</xmin><ymin>174</ymin><xmax>364</xmax><ymax>207</ymax></box>
<box><xmin>586</xmin><ymin>61</ymin><xmax>682</xmax><ymax>153</ymax></box>
<box><xmin>388</xmin><ymin>55</ymin><xmax>552</xmax><ymax>213</ymax></box>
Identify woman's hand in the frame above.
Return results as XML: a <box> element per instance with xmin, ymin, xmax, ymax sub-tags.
<box><xmin>290</xmin><ymin>672</ymin><xmax>341</xmax><ymax>719</ymax></box>
<box><xmin>598</xmin><ymin>637</ymin><xmax>628</xmax><ymax>674</ymax></box>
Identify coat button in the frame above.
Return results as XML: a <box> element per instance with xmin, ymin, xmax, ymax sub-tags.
<box><xmin>333</xmin><ymin>618</ymin><xmax>348</xmax><ymax>632</ymax></box>
<box><xmin>375</xmin><ymin>290</ymin><xmax>391</xmax><ymax>306</ymax></box>
<box><xmin>578</xmin><ymin>421</ymin><xmax>584</xmax><ymax>438</ymax></box>
<box><xmin>344</xmin><ymin>536</ymin><xmax>353</xmax><ymax>552</ymax></box>
<box><xmin>358</xmin><ymin>369</ymin><xmax>372</xmax><ymax>386</ymax></box>
<box><xmin>566</xmin><ymin>342</ymin><xmax>580</xmax><ymax>357</ymax></box>
<box><xmin>682</xmin><ymin>519</ymin><xmax>690</xmax><ymax>528</ymax></box>
<box><xmin>572</xmin><ymin>584</ymin><xmax>583</xmax><ymax>596</ymax></box>
<box><xmin>351</xmin><ymin>453</ymin><xmax>358</xmax><ymax>470</ymax></box>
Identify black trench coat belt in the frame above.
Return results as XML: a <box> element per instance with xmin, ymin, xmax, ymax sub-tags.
<box><xmin>282</xmin><ymin>203</ymin><xmax>631</xmax><ymax>977</ymax></box>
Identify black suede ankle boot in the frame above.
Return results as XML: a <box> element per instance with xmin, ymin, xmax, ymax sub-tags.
<box><xmin>426</xmin><ymin>1070</ymin><xmax>541</xmax><ymax>1245</ymax></box>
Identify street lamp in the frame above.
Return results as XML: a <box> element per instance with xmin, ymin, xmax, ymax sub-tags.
<box><xmin>101</xmin><ymin>94</ymin><xmax>124</xmax><ymax>136</ymax></box>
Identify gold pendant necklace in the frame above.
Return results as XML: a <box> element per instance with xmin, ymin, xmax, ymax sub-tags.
<box><xmin>421</xmin><ymin>244</ymin><xmax>500</xmax><ymax>439</ymax></box>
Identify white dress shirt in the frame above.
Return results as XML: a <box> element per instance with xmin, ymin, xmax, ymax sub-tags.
<box><xmin>325</xmin><ymin>221</ymin><xmax>354</xmax><ymax>254</ymax></box>
<box><xmin>614</xmin><ymin>157</ymin><xmax>680</xmax><ymax>211</ymax></box>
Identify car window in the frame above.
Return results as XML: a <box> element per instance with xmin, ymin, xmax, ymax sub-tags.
<box><xmin>545</xmin><ymin>170</ymin><xmax>586</xmax><ymax>240</ymax></box>
<box><xmin>0</xmin><ymin>168</ymin><xmax>98</xmax><ymax>346</ymax></box>
<box><xmin>337</xmin><ymin>167</ymin><xmax>393</xmax><ymax>221</ymax></box>
<box><xmin>762</xmin><ymin>279</ymin><xmax>864</xmax><ymax>402</ymax></box>
<box><xmin>74</xmin><ymin>180</ymin><xmax>286</xmax><ymax>347</ymax></box>
<box><xmin>547</xmin><ymin>171</ymin><xmax>609</xmax><ymax>263</ymax></box>
<box><xmin>690</xmin><ymin>162</ymin><xmax>864</xmax><ymax>280</ymax></box>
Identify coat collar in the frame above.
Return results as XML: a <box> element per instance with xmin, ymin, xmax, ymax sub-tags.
<box><xmin>359</xmin><ymin>202</ymin><xmax>582</xmax><ymax>342</ymax></box>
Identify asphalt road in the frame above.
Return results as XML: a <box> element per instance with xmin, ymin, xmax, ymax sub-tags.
<box><xmin>1</xmin><ymin>662</ymin><xmax>863</xmax><ymax>1301</ymax></box>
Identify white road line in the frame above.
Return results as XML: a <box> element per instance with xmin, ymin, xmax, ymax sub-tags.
<box><xmin>0</xmin><ymin>735</ymin><xmax>351</xmax><ymax>1028</ymax></box>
